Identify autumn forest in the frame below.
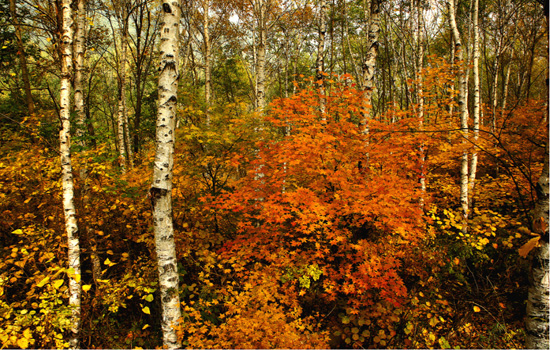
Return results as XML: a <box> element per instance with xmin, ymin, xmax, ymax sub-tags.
<box><xmin>0</xmin><ymin>0</ymin><xmax>548</xmax><ymax>348</ymax></box>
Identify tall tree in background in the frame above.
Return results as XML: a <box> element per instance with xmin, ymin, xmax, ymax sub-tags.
<box><xmin>9</xmin><ymin>0</ymin><xmax>34</xmax><ymax>115</ymax></box>
<box><xmin>150</xmin><ymin>0</ymin><xmax>181</xmax><ymax>347</ymax></box>
<box><xmin>59</xmin><ymin>0</ymin><xmax>81</xmax><ymax>347</ymax></box>
<box><xmin>254</xmin><ymin>0</ymin><xmax>268</xmax><ymax>111</ymax></box>
<box><xmin>316</xmin><ymin>0</ymin><xmax>327</xmax><ymax>115</ymax></box>
<box><xmin>202</xmin><ymin>0</ymin><xmax>212</xmax><ymax>125</ymax></box>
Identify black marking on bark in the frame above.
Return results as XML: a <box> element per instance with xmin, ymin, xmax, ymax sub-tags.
<box><xmin>168</xmin><ymin>95</ymin><xmax>177</xmax><ymax>103</ymax></box>
<box><xmin>162</xmin><ymin>3</ymin><xmax>171</xmax><ymax>13</ymax></box>
<box><xmin>165</xmin><ymin>61</ymin><xmax>176</xmax><ymax>72</ymax></box>
<box><xmin>149</xmin><ymin>187</ymin><xmax>168</xmax><ymax>209</ymax></box>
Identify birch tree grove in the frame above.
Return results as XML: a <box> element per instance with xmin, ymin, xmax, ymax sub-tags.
<box><xmin>150</xmin><ymin>0</ymin><xmax>181</xmax><ymax>347</ymax></box>
<box><xmin>59</xmin><ymin>0</ymin><xmax>81</xmax><ymax>347</ymax></box>
<box><xmin>1</xmin><ymin>0</ymin><xmax>548</xmax><ymax>348</ymax></box>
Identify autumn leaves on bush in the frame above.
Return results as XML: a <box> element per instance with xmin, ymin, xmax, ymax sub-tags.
<box><xmin>1</xmin><ymin>58</ymin><xmax>547</xmax><ymax>349</ymax></box>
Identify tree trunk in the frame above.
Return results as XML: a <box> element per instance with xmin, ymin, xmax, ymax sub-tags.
<box><xmin>74</xmin><ymin>0</ymin><xmax>86</xmax><ymax>145</ymax></box>
<box><xmin>316</xmin><ymin>0</ymin><xmax>327</xmax><ymax>116</ymax></box>
<box><xmin>414</xmin><ymin>0</ymin><xmax>426</xmax><ymax>207</ymax></box>
<box><xmin>73</xmin><ymin>0</ymin><xmax>102</xmax><ymax>285</ymax></box>
<box><xmin>256</xmin><ymin>0</ymin><xmax>267</xmax><ymax>111</ymax></box>
<box><xmin>469</xmin><ymin>0</ymin><xmax>480</xmax><ymax>202</ymax></box>
<box><xmin>525</xmin><ymin>144</ymin><xmax>549</xmax><ymax>349</ymax></box>
<box><xmin>59</xmin><ymin>0</ymin><xmax>81</xmax><ymax>347</ymax></box>
<box><xmin>151</xmin><ymin>1</ymin><xmax>182</xmax><ymax>347</ymax></box>
<box><xmin>361</xmin><ymin>0</ymin><xmax>380</xmax><ymax>122</ymax></box>
<box><xmin>9</xmin><ymin>0</ymin><xmax>34</xmax><ymax>115</ymax></box>
<box><xmin>360</xmin><ymin>0</ymin><xmax>380</xmax><ymax>165</ymax></box>
<box><xmin>203</xmin><ymin>0</ymin><xmax>212</xmax><ymax>126</ymax></box>
<box><xmin>448</xmin><ymin>0</ymin><xmax>469</xmax><ymax>234</ymax></box>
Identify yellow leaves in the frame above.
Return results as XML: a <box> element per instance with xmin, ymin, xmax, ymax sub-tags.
<box><xmin>17</xmin><ymin>337</ymin><xmax>29</xmax><ymax>349</ymax></box>
<box><xmin>12</xmin><ymin>229</ymin><xmax>23</xmax><ymax>235</ymax></box>
<box><xmin>36</xmin><ymin>276</ymin><xmax>49</xmax><ymax>288</ymax></box>
<box><xmin>52</xmin><ymin>279</ymin><xmax>64</xmax><ymax>289</ymax></box>
<box><xmin>473</xmin><ymin>305</ymin><xmax>481</xmax><ymax>313</ymax></box>
<box><xmin>104</xmin><ymin>258</ymin><xmax>116</xmax><ymax>267</ymax></box>
<box><xmin>141</xmin><ymin>306</ymin><xmax>151</xmax><ymax>314</ymax></box>
<box><xmin>82</xmin><ymin>285</ymin><xmax>92</xmax><ymax>292</ymax></box>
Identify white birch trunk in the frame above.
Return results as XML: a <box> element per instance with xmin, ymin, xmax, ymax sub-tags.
<box><xmin>74</xmin><ymin>0</ymin><xmax>86</xmax><ymax>145</ymax></box>
<box><xmin>360</xmin><ymin>0</ymin><xmax>380</xmax><ymax>164</ymax></box>
<box><xmin>60</xmin><ymin>0</ymin><xmax>81</xmax><ymax>347</ymax></box>
<box><xmin>151</xmin><ymin>1</ymin><xmax>182</xmax><ymax>347</ymax></box>
<box><xmin>256</xmin><ymin>0</ymin><xmax>267</xmax><ymax>111</ymax></box>
<box><xmin>414</xmin><ymin>0</ymin><xmax>426</xmax><ymax>207</ymax></box>
<box><xmin>526</xmin><ymin>144</ymin><xmax>549</xmax><ymax>349</ymax></box>
<box><xmin>203</xmin><ymin>0</ymin><xmax>211</xmax><ymax>126</ymax></box>
<box><xmin>316</xmin><ymin>0</ymin><xmax>327</xmax><ymax>116</ymax></box>
<box><xmin>448</xmin><ymin>0</ymin><xmax>469</xmax><ymax>234</ymax></box>
<box><xmin>469</xmin><ymin>0</ymin><xmax>480</xmax><ymax>200</ymax></box>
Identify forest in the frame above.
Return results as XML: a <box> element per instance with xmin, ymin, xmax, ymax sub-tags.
<box><xmin>0</xmin><ymin>0</ymin><xmax>548</xmax><ymax>348</ymax></box>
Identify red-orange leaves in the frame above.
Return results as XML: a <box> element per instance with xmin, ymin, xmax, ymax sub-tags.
<box><xmin>215</xmin><ymin>80</ymin><xmax>427</xmax><ymax>329</ymax></box>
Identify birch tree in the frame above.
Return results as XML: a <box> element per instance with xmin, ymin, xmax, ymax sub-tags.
<box><xmin>316</xmin><ymin>0</ymin><xmax>327</xmax><ymax>115</ymax></box>
<box><xmin>202</xmin><ymin>0</ymin><xmax>212</xmax><ymax>126</ymax></box>
<box><xmin>525</xmin><ymin>4</ymin><xmax>548</xmax><ymax>348</ymax></box>
<box><xmin>447</xmin><ymin>0</ymin><xmax>469</xmax><ymax>234</ymax></box>
<box><xmin>150</xmin><ymin>0</ymin><xmax>181</xmax><ymax>347</ymax></box>
<box><xmin>525</xmin><ymin>144</ymin><xmax>549</xmax><ymax>349</ymax></box>
<box><xmin>254</xmin><ymin>0</ymin><xmax>267</xmax><ymax>111</ymax></box>
<box><xmin>469</xmin><ymin>0</ymin><xmax>480</xmax><ymax>198</ymax></box>
<box><xmin>59</xmin><ymin>0</ymin><xmax>81</xmax><ymax>347</ymax></box>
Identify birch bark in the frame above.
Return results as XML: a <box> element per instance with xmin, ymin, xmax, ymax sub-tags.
<box><xmin>448</xmin><ymin>0</ymin><xmax>469</xmax><ymax>234</ymax></box>
<box><xmin>525</xmin><ymin>7</ymin><xmax>549</xmax><ymax>347</ymax></box>
<box><xmin>525</xmin><ymin>144</ymin><xmax>549</xmax><ymax>349</ymax></box>
<box><xmin>316</xmin><ymin>0</ymin><xmax>327</xmax><ymax>115</ymax></box>
<box><xmin>59</xmin><ymin>0</ymin><xmax>81</xmax><ymax>347</ymax></box>
<box><xmin>203</xmin><ymin>0</ymin><xmax>212</xmax><ymax>126</ymax></box>
<box><xmin>255</xmin><ymin>0</ymin><xmax>267</xmax><ymax>111</ymax></box>
<box><xmin>150</xmin><ymin>1</ymin><xmax>182</xmax><ymax>347</ymax></box>
<box><xmin>469</xmin><ymin>0</ymin><xmax>480</xmax><ymax>199</ymax></box>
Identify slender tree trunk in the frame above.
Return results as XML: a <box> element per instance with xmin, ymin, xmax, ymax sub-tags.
<box><xmin>360</xmin><ymin>0</ymin><xmax>380</xmax><ymax>163</ymax></box>
<box><xmin>469</xmin><ymin>0</ymin><xmax>480</xmax><ymax>202</ymax></box>
<box><xmin>74</xmin><ymin>0</ymin><xmax>102</xmax><ymax>285</ymax></box>
<box><xmin>414</xmin><ymin>0</ymin><xmax>426</xmax><ymax>207</ymax></box>
<box><xmin>448</xmin><ymin>0</ymin><xmax>469</xmax><ymax>234</ymax></box>
<box><xmin>60</xmin><ymin>0</ymin><xmax>81</xmax><ymax>347</ymax></box>
<box><xmin>256</xmin><ymin>0</ymin><xmax>267</xmax><ymax>111</ymax></box>
<box><xmin>9</xmin><ymin>0</ymin><xmax>34</xmax><ymax>115</ymax></box>
<box><xmin>203</xmin><ymin>0</ymin><xmax>212</xmax><ymax>126</ymax></box>
<box><xmin>151</xmin><ymin>1</ymin><xmax>182</xmax><ymax>347</ymax></box>
<box><xmin>316</xmin><ymin>0</ymin><xmax>327</xmax><ymax>116</ymax></box>
<box><xmin>74</xmin><ymin>0</ymin><xmax>86</xmax><ymax>145</ymax></box>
